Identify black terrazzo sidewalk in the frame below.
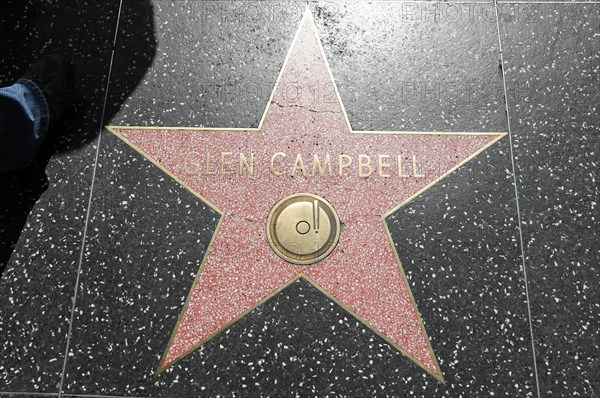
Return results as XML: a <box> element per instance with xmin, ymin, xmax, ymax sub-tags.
<box><xmin>0</xmin><ymin>1</ymin><xmax>597</xmax><ymax>397</ymax></box>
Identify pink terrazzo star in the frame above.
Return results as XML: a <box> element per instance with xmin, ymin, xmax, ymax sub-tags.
<box><xmin>108</xmin><ymin>8</ymin><xmax>505</xmax><ymax>381</ymax></box>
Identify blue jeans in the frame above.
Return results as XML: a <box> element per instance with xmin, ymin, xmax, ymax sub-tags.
<box><xmin>0</xmin><ymin>80</ymin><xmax>49</xmax><ymax>172</ymax></box>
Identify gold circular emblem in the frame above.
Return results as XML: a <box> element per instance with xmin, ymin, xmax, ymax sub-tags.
<box><xmin>266</xmin><ymin>193</ymin><xmax>340</xmax><ymax>265</ymax></box>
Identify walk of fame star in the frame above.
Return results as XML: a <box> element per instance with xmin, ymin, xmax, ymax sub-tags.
<box><xmin>107</xmin><ymin>8</ymin><xmax>505</xmax><ymax>382</ymax></box>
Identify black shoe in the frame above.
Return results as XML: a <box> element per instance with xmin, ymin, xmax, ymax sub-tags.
<box><xmin>20</xmin><ymin>54</ymin><xmax>74</xmax><ymax>132</ymax></box>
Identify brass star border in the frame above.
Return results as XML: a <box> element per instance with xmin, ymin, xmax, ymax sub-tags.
<box><xmin>106</xmin><ymin>7</ymin><xmax>507</xmax><ymax>383</ymax></box>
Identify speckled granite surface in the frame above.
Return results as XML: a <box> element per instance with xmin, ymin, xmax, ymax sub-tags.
<box><xmin>0</xmin><ymin>1</ymin><xmax>597</xmax><ymax>397</ymax></box>
<box><xmin>499</xmin><ymin>4</ymin><xmax>599</xmax><ymax>397</ymax></box>
<box><xmin>0</xmin><ymin>0</ymin><xmax>121</xmax><ymax>392</ymax></box>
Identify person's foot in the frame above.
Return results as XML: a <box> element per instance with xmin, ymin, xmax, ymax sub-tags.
<box><xmin>20</xmin><ymin>54</ymin><xmax>74</xmax><ymax>132</ymax></box>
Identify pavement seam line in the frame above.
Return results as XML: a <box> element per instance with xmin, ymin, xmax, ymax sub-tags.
<box><xmin>493</xmin><ymin>2</ymin><xmax>542</xmax><ymax>397</ymax></box>
<box><xmin>57</xmin><ymin>0</ymin><xmax>125</xmax><ymax>396</ymax></box>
